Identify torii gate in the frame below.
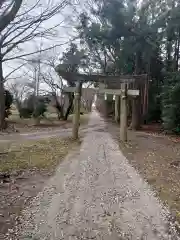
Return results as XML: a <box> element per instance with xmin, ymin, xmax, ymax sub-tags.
<box><xmin>56</xmin><ymin>69</ymin><xmax>147</xmax><ymax>141</ymax></box>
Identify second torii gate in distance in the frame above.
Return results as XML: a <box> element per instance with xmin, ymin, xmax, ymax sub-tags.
<box><xmin>64</xmin><ymin>84</ymin><xmax>139</xmax><ymax>141</ymax></box>
<box><xmin>56</xmin><ymin>69</ymin><xmax>147</xmax><ymax>141</ymax></box>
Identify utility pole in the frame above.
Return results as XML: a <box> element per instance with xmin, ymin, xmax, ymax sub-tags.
<box><xmin>33</xmin><ymin>16</ymin><xmax>43</xmax><ymax>124</ymax></box>
<box><xmin>35</xmin><ymin>34</ymin><xmax>43</xmax><ymax>98</ymax></box>
<box><xmin>35</xmin><ymin>4</ymin><xmax>43</xmax><ymax>98</ymax></box>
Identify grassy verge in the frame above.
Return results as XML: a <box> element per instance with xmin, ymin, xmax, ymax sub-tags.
<box><xmin>7</xmin><ymin>112</ymin><xmax>90</xmax><ymax>132</ymax></box>
<box><xmin>0</xmin><ymin>137</ymin><xmax>80</xmax><ymax>174</ymax></box>
<box><xmin>106</xmin><ymin>122</ymin><xmax>180</xmax><ymax>226</ymax></box>
<box><xmin>118</xmin><ymin>135</ymin><xmax>180</xmax><ymax>223</ymax></box>
<box><xmin>0</xmin><ymin>136</ymin><xmax>81</xmax><ymax>238</ymax></box>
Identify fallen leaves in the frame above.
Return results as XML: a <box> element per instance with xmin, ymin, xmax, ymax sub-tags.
<box><xmin>0</xmin><ymin>137</ymin><xmax>80</xmax><ymax>174</ymax></box>
<box><xmin>0</xmin><ymin>136</ymin><xmax>81</xmax><ymax>238</ymax></box>
<box><xmin>109</xmin><ymin>122</ymin><xmax>180</xmax><ymax>225</ymax></box>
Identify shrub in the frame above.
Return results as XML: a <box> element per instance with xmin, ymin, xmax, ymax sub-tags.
<box><xmin>19</xmin><ymin>108</ymin><xmax>33</xmax><ymax>118</ymax></box>
<box><xmin>33</xmin><ymin>101</ymin><xmax>47</xmax><ymax>118</ymax></box>
<box><xmin>20</xmin><ymin>95</ymin><xmax>48</xmax><ymax>119</ymax></box>
<box><xmin>161</xmin><ymin>72</ymin><xmax>180</xmax><ymax>134</ymax></box>
<box><xmin>5</xmin><ymin>90</ymin><xmax>13</xmax><ymax>118</ymax></box>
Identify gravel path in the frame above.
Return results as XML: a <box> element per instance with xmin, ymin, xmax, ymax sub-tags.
<box><xmin>0</xmin><ymin>124</ymin><xmax>103</xmax><ymax>143</ymax></box>
<box><xmin>15</xmin><ymin>110</ymin><xmax>180</xmax><ymax>240</ymax></box>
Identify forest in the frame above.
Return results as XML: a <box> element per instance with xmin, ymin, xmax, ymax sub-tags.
<box><xmin>73</xmin><ymin>0</ymin><xmax>180</xmax><ymax>133</ymax></box>
<box><xmin>1</xmin><ymin>0</ymin><xmax>180</xmax><ymax>134</ymax></box>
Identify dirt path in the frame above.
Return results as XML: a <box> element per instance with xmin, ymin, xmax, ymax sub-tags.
<box><xmin>0</xmin><ymin>124</ymin><xmax>103</xmax><ymax>143</ymax></box>
<box><xmin>12</xmin><ymin>111</ymin><xmax>180</xmax><ymax>239</ymax></box>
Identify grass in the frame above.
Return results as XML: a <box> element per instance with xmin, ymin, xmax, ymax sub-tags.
<box><xmin>8</xmin><ymin>107</ymin><xmax>90</xmax><ymax>131</ymax></box>
<box><xmin>0</xmin><ymin>137</ymin><xmax>81</xmax><ymax>174</ymax></box>
<box><xmin>9</xmin><ymin>113</ymin><xmax>89</xmax><ymax>126</ymax></box>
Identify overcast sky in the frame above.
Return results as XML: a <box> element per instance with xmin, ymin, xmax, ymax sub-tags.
<box><xmin>3</xmin><ymin>0</ymin><xmax>142</xmax><ymax>94</ymax></box>
<box><xmin>3</xmin><ymin>0</ymin><xmax>84</xmax><ymax>83</ymax></box>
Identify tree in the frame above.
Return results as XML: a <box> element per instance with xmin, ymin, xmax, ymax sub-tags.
<box><xmin>0</xmin><ymin>0</ymin><xmax>69</xmax><ymax>129</ymax></box>
<box><xmin>5</xmin><ymin>89</ymin><xmax>13</xmax><ymax>119</ymax></box>
<box><xmin>7</xmin><ymin>80</ymin><xmax>33</xmax><ymax>111</ymax></box>
<box><xmin>41</xmin><ymin>69</ymin><xmax>65</xmax><ymax>120</ymax></box>
<box><xmin>161</xmin><ymin>72</ymin><xmax>180</xmax><ymax>133</ymax></box>
<box><xmin>56</xmin><ymin>43</ymin><xmax>89</xmax><ymax>120</ymax></box>
<box><xmin>18</xmin><ymin>93</ymin><xmax>50</xmax><ymax>120</ymax></box>
<box><xmin>74</xmin><ymin>0</ymin><xmax>175</xmax><ymax>126</ymax></box>
<box><xmin>22</xmin><ymin>52</ymin><xmax>65</xmax><ymax>120</ymax></box>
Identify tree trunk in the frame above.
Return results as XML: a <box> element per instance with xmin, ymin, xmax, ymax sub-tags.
<box><xmin>115</xmin><ymin>95</ymin><xmax>120</xmax><ymax>123</ymax></box>
<box><xmin>0</xmin><ymin>54</ymin><xmax>5</xmax><ymax>130</ymax></box>
<box><xmin>131</xmin><ymin>97</ymin><xmax>141</xmax><ymax>130</ymax></box>
<box><xmin>15</xmin><ymin>99</ymin><xmax>21</xmax><ymax>113</ymax></box>
<box><xmin>173</xmin><ymin>39</ymin><xmax>178</xmax><ymax>71</ymax></box>
<box><xmin>175</xmin><ymin>29</ymin><xmax>180</xmax><ymax>71</ymax></box>
<box><xmin>63</xmin><ymin>93</ymin><xmax>74</xmax><ymax>121</ymax></box>
<box><xmin>166</xmin><ymin>40</ymin><xmax>173</xmax><ymax>71</ymax></box>
<box><xmin>130</xmin><ymin>53</ymin><xmax>141</xmax><ymax>130</ymax></box>
<box><xmin>54</xmin><ymin>96</ymin><xmax>64</xmax><ymax>120</ymax></box>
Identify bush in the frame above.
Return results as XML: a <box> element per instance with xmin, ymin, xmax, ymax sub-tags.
<box><xmin>161</xmin><ymin>72</ymin><xmax>180</xmax><ymax>134</ymax></box>
<box><xmin>19</xmin><ymin>108</ymin><xmax>33</xmax><ymax>118</ymax></box>
<box><xmin>5</xmin><ymin>90</ymin><xmax>13</xmax><ymax>118</ymax></box>
<box><xmin>20</xmin><ymin>95</ymin><xmax>48</xmax><ymax>119</ymax></box>
<box><xmin>33</xmin><ymin>101</ymin><xmax>47</xmax><ymax>118</ymax></box>
<box><xmin>144</xmin><ymin>79</ymin><xmax>162</xmax><ymax>124</ymax></box>
<box><xmin>23</xmin><ymin>95</ymin><xmax>35</xmax><ymax>113</ymax></box>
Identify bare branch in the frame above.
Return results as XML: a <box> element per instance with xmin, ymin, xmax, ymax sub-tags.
<box><xmin>0</xmin><ymin>0</ymin><xmax>23</xmax><ymax>33</ymax></box>
<box><xmin>7</xmin><ymin>80</ymin><xmax>33</xmax><ymax>103</ymax></box>
<box><xmin>4</xmin><ymin>62</ymin><xmax>27</xmax><ymax>81</ymax></box>
<box><xmin>15</xmin><ymin>0</ymin><xmax>41</xmax><ymax>18</ymax></box>
<box><xmin>2</xmin><ymin>40</ymin><xmax>75</xmax><ymax>62</ymax></box>
<box><xmin>0</xmin><ymin>0</ymin><xmax>7</xmax><ymax>9</ymax></box>
<box><xmin>0</xmin><ymin>0</ymin><xmax>71</xmax><ymax>65</ymax></box>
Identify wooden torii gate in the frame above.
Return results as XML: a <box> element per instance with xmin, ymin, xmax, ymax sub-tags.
<box><xmin>57</xmin><ymin>69</ymin><xmax>147</xmax><ymax>141</ymax></box>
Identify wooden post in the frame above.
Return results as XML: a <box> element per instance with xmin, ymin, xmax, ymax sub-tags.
<box><xmin>104</xmin><ymin>96</ymin><xmax>108</xmax><ymax>117</ymax></box>
<box><xmin>120</xmin><ymin>83</ymin><xmax>128</xmax><ymax>141</ymax></box>
<box><xmin>72</xmin><ymin>81</ymin><xmax>82</xmax><ymax>139</ymax></box>
<box><xmin>131</xmin><ymin>81</ymin><xmax>141</xmax><ymax>130</ymax></box>
<box><xmin>115</xmin><ymin>95</ymin><xmax>119</xmax><ymax>123</ymax></box>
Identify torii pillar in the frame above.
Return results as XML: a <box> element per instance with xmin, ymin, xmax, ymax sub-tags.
<box><xmin>72</xmin><ymin>81</ymin><xmax>82</xmax><ymax>139</ymax></box>
<box><xmin>115</xmin><ymin>95</ymin><xmax>120</xmax><ymax>123</ymax></box>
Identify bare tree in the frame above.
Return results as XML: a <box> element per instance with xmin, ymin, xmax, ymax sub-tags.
<box><xmin>41</xmin><ymin>72</ymin><xmax>65</xmax><ymax>119</ymax></box>
<box><xmin>0</xmin><ymin>0</ymin><xmax>70</xmax><ymax>129</ymax></box>
<box><xmin>7</xmin><ymin>80</ymin><xmax>33</xmax><ymax>110</ymax></box>
<box><xmin>37</xmin><ymin>56</ymin><xmax>65</xmax><ymax>120</ymax></box>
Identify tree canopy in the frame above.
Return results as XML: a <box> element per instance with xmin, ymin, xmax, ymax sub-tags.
<box><xmin>69</xmin><ymin>0</ymin><xmax>180</xmax><ymax>132</ymax></box>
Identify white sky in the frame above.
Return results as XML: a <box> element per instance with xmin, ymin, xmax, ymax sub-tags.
<box><xmin>1</xmin><ymin>0</ymin><xmax>87</xmax><ymax>97</ymax></box>
<box><xmin>3</xmin><ymin>0</ymin><xmax>82</xmax><ymax>80</ymax></box>
<box><xmin>3</xmin><ymin>0</ymin><xmax>143</xmax><ymax>94</ymax></box>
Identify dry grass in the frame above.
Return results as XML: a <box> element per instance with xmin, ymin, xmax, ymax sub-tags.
<box><xmin>0</xmin><ymin>137</ymin><xmax>81</xmax><ymax>174</ymax></box>
<box><xmin>106</xmin><ymin>121</ymin><xmax>180</xmax><ymax>223</ymax></box>
<box><xmin>119</xmin><ymin>137</ymin><xmax>180</xmax><ymax>222</ymax></box>
<box><xmin>8</xmin><ymin>109</ymin><xmax>90</xmax><ymax>133</ymax></box>
<box><xmin>0</xmin><ymin>135</ymin><xmax>81</xmax><ymax>238</ymax></box>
